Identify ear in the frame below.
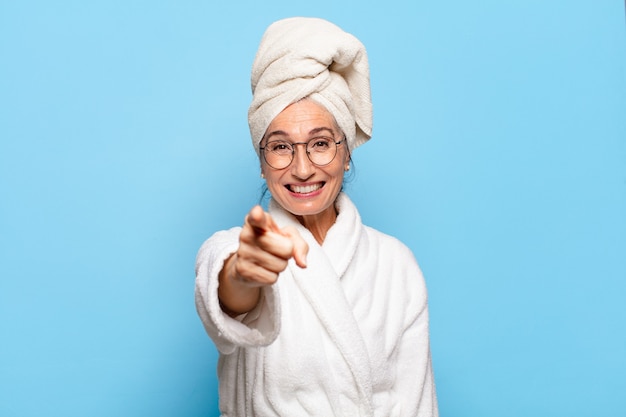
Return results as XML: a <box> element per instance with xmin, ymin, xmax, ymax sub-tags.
<box><xmin>259</xmin><ymin>157</ymin><xmax>266</xmax><ymax>178</ymax></box>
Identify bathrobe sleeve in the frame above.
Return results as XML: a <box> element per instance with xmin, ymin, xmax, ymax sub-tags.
<box><xmin>393</xmin><ymin>242</ymin><xmax>439</xmax><ymax>416</ymax></box>
<box><xmin>194</xmin><ymin>227</ymin><xmax>281</xmax><ymax>355</ymax></box>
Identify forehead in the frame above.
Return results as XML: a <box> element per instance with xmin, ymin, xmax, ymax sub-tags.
<box><xmin>266</xmin><ymin>100</ymin><xmax>337</xmax><ymax>137</ymax></box>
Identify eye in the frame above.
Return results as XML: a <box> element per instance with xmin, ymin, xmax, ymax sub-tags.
<box><xmin>309</xmin><ymin>137</ymin><xmax>332</xmax><ymax>151</ymax></box>
<box><xmin>267</xmin><ymin>141</ymin><xmax>292</xmax><ymax>154</ymax></box>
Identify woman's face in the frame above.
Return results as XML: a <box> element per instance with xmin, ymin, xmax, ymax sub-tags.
<box><xmin>261</xmin><ymin>99</ymin><xmax>349</xmax><ymax>223</ymax></box>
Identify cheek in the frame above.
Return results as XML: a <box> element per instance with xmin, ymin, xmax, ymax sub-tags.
<box><xmin>327</xmin><ymin>165</ymin><xmax>347</xmax><ymax>187</ymax></box>
<box><xmin>263</xmin><ymin>170</ymin><xmax>286</xmax><ymax>194</ymax></box>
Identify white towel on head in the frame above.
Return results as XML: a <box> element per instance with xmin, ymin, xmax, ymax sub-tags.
<box><xmin>248</xmin><ymin>17</ymin><xmax>373</xmax><ymax>155</ymax></box>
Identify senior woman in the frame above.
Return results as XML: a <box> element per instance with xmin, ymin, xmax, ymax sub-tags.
<box><xmin>195</xmin><ymin>17</ymin><xmax>438</xmax><ymax>416</ymax></box>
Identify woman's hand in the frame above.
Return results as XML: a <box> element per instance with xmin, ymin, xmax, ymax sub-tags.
<box><xmin>218</xmin><ymin>205</ymin><xmax>308</xmax><ymax>316</ymax></box>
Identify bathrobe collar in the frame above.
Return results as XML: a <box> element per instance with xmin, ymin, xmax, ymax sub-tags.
<box><xmin>269</xmin><ymin>193</ymin><xmax>374</xmax><ymax>414</ymax></box>
<box><xmin>269</xmin><ymin>193</ymin><xmax>361</xmax><ymax>278</ymax></box>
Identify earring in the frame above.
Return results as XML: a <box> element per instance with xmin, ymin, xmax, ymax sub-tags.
<box><xmin>345</xmin><ymin>164</ymin><xmax>350</xmax><ymax>172</ymax></box>
<box><xmin>260</xmin><ymin>172</ymin><xmax>265</xmax><ymax>179</ymax></box>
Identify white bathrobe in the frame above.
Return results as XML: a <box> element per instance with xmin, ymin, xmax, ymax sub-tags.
<box><xmin>195</xmin><ymin>194</ymin><xmax>438</xmax><ymax>416</ymax></box>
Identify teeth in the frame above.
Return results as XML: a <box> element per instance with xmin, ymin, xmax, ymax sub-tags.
<box><xmin>291</xmin><ymin>183</ymin><xmax>322</xmax><ymax>194</ymax></box>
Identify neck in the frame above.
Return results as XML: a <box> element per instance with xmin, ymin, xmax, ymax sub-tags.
<box><xmin>296</xmin><ymin>204</ymin><xmax>338</xmax><ymax>245</ymax></box>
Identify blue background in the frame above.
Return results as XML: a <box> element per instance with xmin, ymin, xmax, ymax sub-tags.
<box><xmin>1</xmin><ymin>1</ymin><xmax>624</xmax><ymax>416</ymax></box>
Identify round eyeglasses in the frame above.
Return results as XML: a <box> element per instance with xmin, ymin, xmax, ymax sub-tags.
<box><xmin>260</xmin><ymin>137</ymin><xmax>345</xmax><ymax>170</ymax></box>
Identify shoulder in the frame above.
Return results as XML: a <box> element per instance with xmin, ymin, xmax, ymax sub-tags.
<box><xmin>363</xmin><ymin>225</ymin><xmax>418</xmax><ymax>263</ymax></box>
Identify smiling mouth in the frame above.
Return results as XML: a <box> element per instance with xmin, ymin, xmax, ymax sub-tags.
<box><xmin>287</xmin><ymin>182</ymin><xmax>324</xmax><ymax>194</ymax></box>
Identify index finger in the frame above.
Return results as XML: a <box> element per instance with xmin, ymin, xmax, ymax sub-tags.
<box><xmin>246</xmin><ymin>206</ymin><xmax>279</xmax><ymax>235</ymax></box>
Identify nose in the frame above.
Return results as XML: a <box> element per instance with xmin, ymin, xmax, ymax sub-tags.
<box><xmin>290</xmin><ymin>143</ymin><xmax>314</xmax><ymax>179</ymax></box>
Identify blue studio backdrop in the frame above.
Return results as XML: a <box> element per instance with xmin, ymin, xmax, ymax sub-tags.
<box><xmin>1</xmin><ymin>1</ymin><xmax>625</xmax><ymax>416</ymax></box>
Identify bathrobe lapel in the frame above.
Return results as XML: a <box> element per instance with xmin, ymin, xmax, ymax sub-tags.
<box><xmin>270</xmin><ymin>194</ymin><xmax>373</xmax><ymax>414</ymax></box>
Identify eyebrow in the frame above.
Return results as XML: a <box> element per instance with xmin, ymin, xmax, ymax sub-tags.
<box><xmin>264</xmin><ymin>127</ymin><xmax>336</xmax><ymax>141</ymax></box>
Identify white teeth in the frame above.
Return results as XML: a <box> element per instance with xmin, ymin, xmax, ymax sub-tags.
<box><xmin>291</xmin><ymin>183</ymin><xmax>322</xmax><ymax>194</ymax></box>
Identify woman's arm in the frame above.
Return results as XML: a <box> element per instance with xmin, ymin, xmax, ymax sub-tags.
<box><xmin>392</xmin><ymin>253</ymin><xmax>439</xmax><ymax>416</ymax></box>
<box><xmin>217</xmin><ymin>253</ymin><xmax>261</xmax><ymax>316</ymax></box>
<box><xmin>194</xmin><ymin>206</ymin><xmax>308</xmax><ymax>354</ymax></box>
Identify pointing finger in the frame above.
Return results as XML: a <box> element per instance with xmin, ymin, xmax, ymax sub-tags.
<box><xmin>246</xmin><ymin>206</ymin><xmax>279</xmax><ymax>235</ymax></box>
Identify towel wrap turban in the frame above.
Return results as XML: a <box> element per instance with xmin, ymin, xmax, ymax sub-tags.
<box><xmin>248</xmin><ymin>17</ymin><xmax>373</xmax><ymax>156</ymax></box>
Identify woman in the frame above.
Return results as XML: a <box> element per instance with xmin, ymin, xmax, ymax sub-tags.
<box><xmin>196</xmin><ymin>17</ymin><xmax>438</xmax><ymax>416</ymax></box>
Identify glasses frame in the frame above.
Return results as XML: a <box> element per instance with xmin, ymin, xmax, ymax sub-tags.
<box><xmin>260</xmin><ymin>137</ymin><xmax>346</xmax><ymax>170</ymax></box>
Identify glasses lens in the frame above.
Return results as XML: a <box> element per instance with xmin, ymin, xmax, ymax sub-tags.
<box><xmin>264</xmin><ymin>141</ymin><xmax>293</xmax><ymax>169</ymax></box>
<box><xmin>307</xmin><ymin>137</ymin><xmax>336</xmax><ymax>166</ymax></box>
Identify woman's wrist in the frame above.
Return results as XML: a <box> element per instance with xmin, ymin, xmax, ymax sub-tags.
<box><xmin>218</xmin><ymin>253</ymin><xmax>261</xmax><ymax>316</ymax></box>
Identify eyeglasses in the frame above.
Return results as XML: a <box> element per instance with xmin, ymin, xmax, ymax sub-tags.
<box><xmin>260</xmin><ymin>137</ymin><xmax>345</xmax><ymax>170</ymax></box>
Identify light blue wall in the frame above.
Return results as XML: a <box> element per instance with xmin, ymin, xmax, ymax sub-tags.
<box><xmin>1</xmin><ymin>1</ymin><xmax>624</xmax><ymax>416</ymax></box>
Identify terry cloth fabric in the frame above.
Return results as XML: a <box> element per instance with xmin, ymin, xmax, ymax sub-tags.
<box><xmin>195</xmin><ymin>193</ymin><xmax>438</xmax><ymax>416</ymax></box>
<box><xmin>248</xmin><ymin>17</ymin><xmax>373</xmax><ymax>156</ymax></box>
